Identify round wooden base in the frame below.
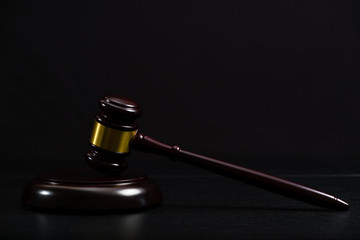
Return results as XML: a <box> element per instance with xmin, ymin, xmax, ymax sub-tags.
<box><xmin>22</xmin><ymin>168</ymin><xmax>162</xmax><ymax>211</ymax></box>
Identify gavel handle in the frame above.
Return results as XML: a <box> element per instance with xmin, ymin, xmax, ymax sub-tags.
<box><xmin>133</xmin><ymin>133</ymin><xmax>349</xmax><ymax>210</ymax></box>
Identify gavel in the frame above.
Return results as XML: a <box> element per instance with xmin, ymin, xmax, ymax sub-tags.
<box><xmin>85</xmin><ymin>96</ymin><xmax>349</xmax><ymax>210</ymax></box>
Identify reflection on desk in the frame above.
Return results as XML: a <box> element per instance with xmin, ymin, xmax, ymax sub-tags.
<box><xmin>1</xmin><ymin>174</ymin><xmax>358</xmax><ymax>240</ymax></box>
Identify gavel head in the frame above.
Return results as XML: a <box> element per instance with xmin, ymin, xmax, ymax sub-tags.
<box><xmin>85</xmin><ymin>96</ymin><xmax>142</xmax><ymax>174</ymax></box>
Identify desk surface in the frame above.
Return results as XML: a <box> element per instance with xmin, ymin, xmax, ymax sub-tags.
<box><xmin>1</xmin><ymin>169</ymin><xmax>359</xmax><ymax>240</ymax></box>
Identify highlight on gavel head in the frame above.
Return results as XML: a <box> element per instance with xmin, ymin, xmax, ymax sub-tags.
<box><xmin>85</xmin><ymin>96</ymin><xmax>142</xmax><ymax>173</ymax></box>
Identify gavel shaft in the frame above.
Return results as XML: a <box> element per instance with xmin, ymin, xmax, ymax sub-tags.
<box><xmin>133</xmin><ymin>133</ymin><xmax>348</xmax><ymax>210</ymax></box>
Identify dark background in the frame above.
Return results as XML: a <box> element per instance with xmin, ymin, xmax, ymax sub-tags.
<box><xmin>2</xmin><ymin>1</ymin><xmax>360</xmax><ymax>239</ymax></box>
<box><xmin>2</xmin><ymin>1</ymin><xmax>360</xmax><ymax>174</ymax></box>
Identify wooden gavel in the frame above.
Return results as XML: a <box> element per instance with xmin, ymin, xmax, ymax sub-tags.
<box><xmin>85</xmin><ymin>96</ymin><xmax>349</xmax><ymax>210</ymax></box>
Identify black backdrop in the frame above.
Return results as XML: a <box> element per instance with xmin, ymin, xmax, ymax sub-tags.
<box><xmin>2</xmin><ymin>1</ymin><xmax>360</xmax><ymax>175</ymax></box>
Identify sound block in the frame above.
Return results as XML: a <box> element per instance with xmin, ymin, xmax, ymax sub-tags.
<box><xmin>22</xmin><ymin>168</ymin><xmax>162</xmax><ymax>211</ymax></box>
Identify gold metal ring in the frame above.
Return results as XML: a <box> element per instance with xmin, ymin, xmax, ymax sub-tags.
<box><xmin>89</xmin><ymin>121</ymin><xmax>137</xmax><ymax>153</ymax></box>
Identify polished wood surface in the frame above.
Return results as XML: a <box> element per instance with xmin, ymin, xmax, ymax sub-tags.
<box><xmin>133</xmin><ymin>133</ymin><xmax>348</xmax><ymax>210</ymax></box>
<box><xmin>22</xmin><ymin>168</ymin><xmax>162</xmax><ymax>211</ymax></box>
